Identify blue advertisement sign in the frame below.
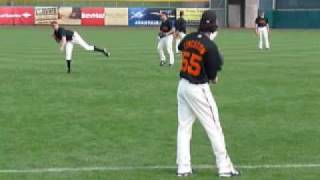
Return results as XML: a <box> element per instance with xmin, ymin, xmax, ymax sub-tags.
<box><xmin>128</xmin><ymin>8</ymin><xmax>176</xmax><ymax>26</ymax></box>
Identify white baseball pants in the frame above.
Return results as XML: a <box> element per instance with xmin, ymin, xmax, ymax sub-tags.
<box><xmin>65</xmin><ymin>32</ymin><xmax>94</xmax><ymax>60</ymax></box>
<box><xmin>157</xmin><ymin>34</ymin><xmax>174</xmax><ymax>65</ymax></box>
<box><xmin>175</xmin><ymin>32</ymin><xmax>186</xmax><ymax>53</ymax></box>
<box><xmin>258</xmin><ymin>27</ymin><xmax>270</xmax><ymax>49</ymax></box>
<box><xmin>177</xmin><ymin>78</ymin><xmax>236</xmax><ymax>174</ymax></box>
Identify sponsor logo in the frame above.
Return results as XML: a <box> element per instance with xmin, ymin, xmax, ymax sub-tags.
<box><xmin>22</xmin><ymin>13</ymin><xmax>32</xmax><ymax>18</ymax></box>
<box><xmin>36</xmin><ymin>7</ymin><xmax>57</xmax><ymax>16</ymax></box>
<box><xmin>81</xmin><ymin>13</ymin><xmax>104</xmax><ymax>19</ymax></box>
<box><xmin>130</xmin><ymin>11</ymin><xmax>144</xmax><ymax>19</ymax></box>
<box><xmin>0</xmin><ymin>12</ymin><xmax>32</xmax><ymax>18</ymax></box>
<box><xmin>134</xmin><ymin>20</ymin><xmax>160</xmax><ymax>25</ymax></box>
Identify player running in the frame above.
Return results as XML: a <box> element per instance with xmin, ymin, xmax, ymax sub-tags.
<box><xmin>174</xmin><ymin>11</ymin><xmax>186</xmax><ymax>53</ymax></box>
<box><xmin>255</xmin><ymin>12</ymin><xmax>270</xmax><ymax>50</ymax></box>
<box><xmin>157</xmin><ymin>12</ymin><xmax>175</xmax><ymax>66</ymax></box>
<box><xmin>50</xmin><ymin>21</ymin><xmax>110</xmax><ymax>73</ymax></box>
<box><xmin>176</xmin><ymin>10</ymin><xmax>240</xmax><ymax>178</ymax></box>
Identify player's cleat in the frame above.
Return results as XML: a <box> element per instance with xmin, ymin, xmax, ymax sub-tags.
<box><xmin>103</xmin><ymin>48</ymin><xmax>110</xmax><ymax>57</ymax></box>
<box><xmin>177</xmin><ymin>171</ymin><xmax>193</xmax><ymax>177</ymax></box>
<box><xmin>168</xmin><ymin>63</ymin><xmax>173</xmax><ymax>67</ymax></box>
<box><xmin>160</xmin><ymin>61</ymin><xmax>165</xmax><ymax>66</ymax></box>
<box><xmin>219</xmin><ymin>169</ymin><xmax>240</xmax><ymax>178</ymax></box>
<box><xmin>177</xmin><ymin>168</ymin><xmax>195</xmax><ymax>177</ymax></box>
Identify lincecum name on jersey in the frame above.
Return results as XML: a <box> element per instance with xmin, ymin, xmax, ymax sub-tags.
<box><xmin>184</xmin><ymin>40</ymin><xmax>206</xmax><ymax>55</ymax></box>
<box><xmin>81</xmin><ymin>13</ymin><xmax>104</xmax><ymax>19</ymax></box>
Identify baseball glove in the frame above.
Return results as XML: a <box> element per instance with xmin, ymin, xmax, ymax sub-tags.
<box><xmin>158</xmin><ymin>32</ymin><xmax>167</xmax><ymax>39</ymax></box>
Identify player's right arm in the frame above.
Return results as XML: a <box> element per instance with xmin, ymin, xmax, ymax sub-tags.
<box><xmin>58</xmin><ymin>28</ymin><xmax>67</xmax><ymax>51</ymax></box>
<box><xmin>59</xmin><ymin>36</ymin><xmax>67</xmax><ymax>51</ymax></box>
<box><xmin>255</xmin><ymin>18</ymin><xmax>259</xmax><ymax>35</ymax></box>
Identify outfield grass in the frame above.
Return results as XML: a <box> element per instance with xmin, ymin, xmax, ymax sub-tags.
<box><xmin>0</xmin><ymin>26</ymin><xmax>320</xmax><ymax>180</ymax></box>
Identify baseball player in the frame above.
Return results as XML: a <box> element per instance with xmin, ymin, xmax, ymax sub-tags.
<box><xmin>255</xmin><ymin>12</ymin><xmax>270</xmax><ymax>50</ymax></box>
<box><xmin>174</xmin><ymin>11</ymin><xmax>186</xmax><ymax>53</ymax></box>
<box><xmin>157</xmin><ymin>12</ymin><xmax>175</xmax><ymax>66</ymax></box>
<box><xmin>176</xmin><ymin>10</ymin><xmax>239</xmax><ymax>178</ymax></box>
<box><xmin>50</xmin><ymin>21</ymin><xmax>110</xmax><ymax>73</ymax></box>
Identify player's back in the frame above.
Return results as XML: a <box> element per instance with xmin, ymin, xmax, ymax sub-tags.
<box><xmin>178</xmin><ymin>32</ymin><xmax>223</xmax><ymax>84</ymax></box>
<box><xmin>175</xmin><ymin>17</ymin><xmax>186</xmax><ymax>33</ymax></box>
<box><xmin>54</xmin><ymin>27</ymin><xmax>74</xmax><ymax>41</ymax></box>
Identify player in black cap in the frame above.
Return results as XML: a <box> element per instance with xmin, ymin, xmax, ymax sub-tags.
<box><xmin>176</xmin><ymin>10</ymin><xmax>240</xmax><ymax>178</ymax></box>
<box><xmin>157</xmin><ymin>11</ymin><xmax>175</xmax><ymax>66</ymax></box>
<box><xmin>255</xmin><ymin>12</ymin><xmax>270</xmax><ymax>50</ymax></box>
<box><xmin>51</xmin><ymin>21</ymin><xmax>110</xmax><ymax>73</ymax></box>
<box><xmin>174</xmin><ymin>11</ymin><xmax>186</xmax><ymax>53</ymax></box>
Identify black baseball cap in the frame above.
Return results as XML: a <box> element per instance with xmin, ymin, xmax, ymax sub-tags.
<box><xmin>160</xmin><ymin>11</ymin><xmax>168</xmax><ymax>16</ymax></box>
<box><xmin>199</xmin><ymin>10</ymin><xmax>218</xmax><ymax>33</ymax></box>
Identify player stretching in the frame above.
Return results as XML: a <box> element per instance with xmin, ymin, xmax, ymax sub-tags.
<box><xmin>176</xmin><ymin>10</ymin><xmax>240</xmax><ymax>178</ymax></box>
<box><xmin>255</xmin><ymin>12</ymin><xmax>270</xmax><ymax>50</ymax></box>
<box><xmin>174</xmin><ymin>11</ymin><xmax>186</xmax><ymax>53</ymax></box>
<box><xmin>50</xmin><ymin>21</ymin><xmax>110</xmax><ymax>73</ymax></box>
<box><xmin>157</xmin><ymin>12</ymin><xmax>175</xmax><ymax>66</ymax></box>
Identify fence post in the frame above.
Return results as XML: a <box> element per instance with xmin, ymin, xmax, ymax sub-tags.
<box><xmin>272</xmin><ymin>0</ymin><xmax>276</xmax><ymax>10</ymax></box>
<box><xmin>225</xmin><ymin>0</ymin><xmax>228</xmax><ymax>27</ymax></box>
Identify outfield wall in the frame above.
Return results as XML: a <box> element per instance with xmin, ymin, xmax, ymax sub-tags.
<box><xmin>262</xmin><ymin>9</ymin><xmax>320</xmax><ymax>29</ymax></box>
<box><xmin>0</xmin><ymin>6</ymin><xmax>222</xmax><ymax>27</ymax></box>
<box><xmin>267</xmin><ymin>10</ymin><xmax>320</xmax><ymax>29</ymax></box>
<box><xmin>0</xmin><ymin>0</ymin><xmax>209</xmax><ymax>8</ymax></box>
<box><xmin>260</xmin><ymin>0</ymin><xmax>320</xmax><ymax>29</ymax></box>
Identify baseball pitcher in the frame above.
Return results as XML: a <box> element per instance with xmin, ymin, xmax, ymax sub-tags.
<box><xmin>51</xmin><ymin>21</ymin><xmax>110</xmax><ymax>73</ymax></box>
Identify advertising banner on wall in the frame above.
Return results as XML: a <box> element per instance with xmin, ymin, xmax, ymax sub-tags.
<box><xmin>128</xmin><ymin>8</ymin><xmax>176</xmax><ymax>26</ymax></box>
<box><xmin>176</xmin><ymin>8</ymin><xmax>208</xmax><ymax>26</ymax></box>
<box><xmin>35</xmin><ymin>7</ymin><xmax>58</xmax><ymax>24</ymax></box>
<box><xmin>0</xmin><ymin>7</ymin><xmax>12</xmax><ymax>24</ymax></box>
<box><xmin>81</xmin><ymin>7</ymin><xmax>105</xmax><ymax>26</ymax></box>
<box><xmin>58</xmin><ymin>7</ymin><xmax>81</xmax><ymax>25</ymax></box>
<box><xmin>0</xmin><ymin>7</ymin><xmax>34</xmax><ymax>25</ymax></box>
<box><xmin>104</xmin><ymin>8</ymin><xmax>128</xmax><ymax>26</ymax></box>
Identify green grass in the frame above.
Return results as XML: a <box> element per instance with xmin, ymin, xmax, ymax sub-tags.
<box><xmin>0</xmin><ymin>26</ymin><xmax>319</xmax><ymax>180</ymax></box>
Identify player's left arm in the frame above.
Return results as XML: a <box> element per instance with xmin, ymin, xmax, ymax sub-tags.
<box><xmin>178</xmin><ymin>38</ymin><xmax>185</xmax><ymax>51</ymax></box>
<box><xmin>204</xmin><ymin>43</ymin><xmax>224</xmax><ymax>83</ymax></box>
<box><xmin>165</xmin><ymin>21</ymin><xmax>175</xmax><ymax>36</ymax></box>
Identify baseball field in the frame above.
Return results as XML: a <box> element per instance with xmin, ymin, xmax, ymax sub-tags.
<box><xmin>0</xmin><ymin>26</ymin><xmax>319</xmax><ymax>180</ymax></box>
